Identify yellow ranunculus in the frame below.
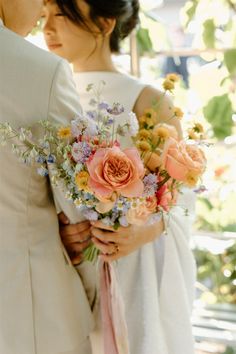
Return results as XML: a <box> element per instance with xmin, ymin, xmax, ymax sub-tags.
<box><xmin>144</xmin><ymin>108</ymin><xmax>157</xmax><ymax>121</ymax></box>
<box><xmin>173</xmin><ymin>107</ymin><xmax>184</xmax><ymax>119</ymax></box>
<box><xmin>193</xmin><ymin>123</ymin><xmax>204</xmax><ymax>133</ymax></box>
<box><xmin>166</xmin><ymin>73</ymin><xmax>179</xmax><ymax>82</ymax></box>
<box><xmin>57</xmin><ymin>127</ymin><xmax>71</xmax><ymax>139</ymax></box>
<box><xmin>185</xmin><ymin>170</ymin><xmax>199</xmax><ymax>187</ymax></box>
<box><xmin>162</xmin><ymin>79</ymin><xmax>175</xmax><ymax>91</ymax></box>
<box><xmin>137</xmin><ymin>129</ymin><xmax>151</xmax><ymax>140</ymax></box>
<box><xmin>152</xmin><ymin>125</ymin><xmax>170</xmax><ymax>140</ymax></box>
<box><xmin>188</xmin><ymin>129</ymin><xmax>198</xmax><ymax>140</ymax></box>
<box><xmin>75</xmin><ymin>171</ymin><xmax>90</xmax><ymax>192</ymax></box>
<box><xmin>136</xmin><ymin>140</ymin><xmax>152</xmax><ymax>152</ymax></box>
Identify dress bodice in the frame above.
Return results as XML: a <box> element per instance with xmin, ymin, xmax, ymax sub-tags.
<box><xmin>73</xmin><ymin>71</ymin><xmax>146</xmax><ymax>148</ymax></box>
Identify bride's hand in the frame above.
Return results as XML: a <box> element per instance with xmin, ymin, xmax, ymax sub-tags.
<box><xmin>90</xmin><ymin>218</ymin><xmax>164</xmax><ymax>262</ymax></box>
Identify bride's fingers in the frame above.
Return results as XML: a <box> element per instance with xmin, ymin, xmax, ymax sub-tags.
<box><xmin>90</xmin><ymin>220</ymin><xmax>117</xmax><ymax>232</ymax></box>
<box><xmin>92</xmin><ymin>237</ymin><xmax>119</xmax><ymax>255</ymax></box>
<box><xmin>91</xmin><ymin>227</ymin><xmax>120</xmax><ymax>243</ymax></box>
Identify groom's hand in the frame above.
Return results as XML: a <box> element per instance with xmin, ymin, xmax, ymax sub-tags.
<box><xmin>58</xmin><ymin>212</ymin><xmax>92</xmax><ymax>265</ymax></box>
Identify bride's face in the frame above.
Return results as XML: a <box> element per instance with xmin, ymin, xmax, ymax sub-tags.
<box><xmin>42</xmin><ymin>0</ymin><xmax>102</xmax><ymax>63</ymax></box>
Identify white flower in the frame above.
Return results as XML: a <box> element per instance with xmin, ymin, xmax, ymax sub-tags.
<box><xmin>126</xmin><ymin>112</ymin><xmax>139</xmax><ymax>137</ymax></box>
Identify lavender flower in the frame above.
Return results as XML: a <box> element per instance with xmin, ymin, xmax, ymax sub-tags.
<box><xmin>47</xmin><ymin>154</ymin><xmax>56</xmax><ymax>164</ymax></box>
<box><xmin>119</xmin><ymin>215</ymin><xmax>129</xmax><ymax>227</ymax></box>
<box><xmin>107</xmin><ymin>103</ymin><xmax>125</xmax><ymax>116</ymax></box>
<box><xmin>36</xmin><ymin>155</ymin><xmax>45</xmax><ymax>164</ymax></box>
<box><xmin>37</xmin><ymin>166</ymin><xmax>48</xmax><ymax>177</ymax></box>
<box><xmin>143</xmin><ymin>174</ymin><xmax>158</xmax><ymax>196</ymax></box>
<box><xmin>98</xmin><ymin>102</ymin><xmax>109</xmax><ymax>111</ymax></box>
<box><xmin>86</xmin><ymin>111</ymin><xmax>97</xmax><ymax>120</ymax></box>
<box><xmin>83</xmin><ymin>208</ymin><xmax>99</xmax><ymax>221</ymax></box>
<box><xmin>72</xmin><ymin>142</ymin><xmax>91</xmax><ymax>163</ymax></box>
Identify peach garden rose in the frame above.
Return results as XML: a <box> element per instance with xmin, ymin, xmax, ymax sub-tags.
<box><xmin>86</xmin><ymin>146</ymin><xmax>145</xmax><ymax>202</ymax></box>
<box><xmin>161</xmin><ymin>138</ymin><xmax>206</xmax><ymax>186</ymax></box>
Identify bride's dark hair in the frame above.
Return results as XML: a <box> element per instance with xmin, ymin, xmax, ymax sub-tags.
<box><xmin>55</xmin><ymin>0</ymin><xmax>140</xmax><ymax>52</ymax></box>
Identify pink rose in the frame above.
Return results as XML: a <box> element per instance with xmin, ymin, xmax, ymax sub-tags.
<box><xmin>156</xmin><ymin>181</ymin><xmax>178</xmax><ymax>212</ymax></box>
<box><xmin>126</xmin><ymin>204</ymin><xmax>152</xmax><ymax>226</ymax></box>
<box><xmin>86</xmin><ymin>146</ymin><xmax>145</xmax><ymax>201</ymax></box>
<box><xmin>162</xmin><ymin>138</ymin><xmax>206</xmax><ymax>183</ymax></box>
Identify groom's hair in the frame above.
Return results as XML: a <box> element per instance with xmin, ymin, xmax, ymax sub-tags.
<box><xmin>55</xmin><ymin>0</ymin><xmax>140</xmax><ymax>52</ymax></box>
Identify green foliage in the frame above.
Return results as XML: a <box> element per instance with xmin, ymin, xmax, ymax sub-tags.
<box><xmin>224</xmin><ymin>48</ymin><xmax>236</xmax><ymax>75</ymax></box>
<box><xmin>203</xmin><ymin>94</ymin><xmax>234</xmax><ymax>139</ymax></box>
<box><xmin>194</xmin><ymin>242</ymin><xmax>236</xmax><ymax>304</ymax></box>
<box><xmin>202</xmin><ymin>19</ymin><xmax>216</xmax><ymax>48</ymax></box>
<box><xmin>136</xmin><ymin>27</ymin><xmax>153</xmax><ymax>56</ymax></box>
<box><xmin>181</xmin><ymin>0</ymin><xmax>199</xmax><ymax>28</ymax></box>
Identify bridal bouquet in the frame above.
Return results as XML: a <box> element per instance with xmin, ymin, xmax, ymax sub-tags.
<box><xmin>0</xmin><ymin>77</ymin><xmax>207</xmax><ymax>262</ymax></box>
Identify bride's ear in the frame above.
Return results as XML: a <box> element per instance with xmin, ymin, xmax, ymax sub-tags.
<box><xmin>98</xmin><ymin>17</ymin><xmax>116</xmax><ymax>37</ymax></box>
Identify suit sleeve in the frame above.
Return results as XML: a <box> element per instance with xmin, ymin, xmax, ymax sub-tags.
<box><xmin>46</xmin><ymin>59</ymin><xmax>85</xmax><ymax>220</ymax></box>
<box><xmin>47</xmin><ymin>59</ymin><xmax>82</xmax><ymax>125</ymax></box>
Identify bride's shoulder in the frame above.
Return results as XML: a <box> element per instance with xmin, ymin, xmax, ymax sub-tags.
<box><xmin>133</xmin><ymin>85</ymin><xmax>182</xmax><ymax>138</ymax></box>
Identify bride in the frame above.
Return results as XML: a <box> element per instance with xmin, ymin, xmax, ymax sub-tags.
<box><xmin>42</xmin><ymin>1</ymin><xmax>196</xmax><ymax>353</ymax></box>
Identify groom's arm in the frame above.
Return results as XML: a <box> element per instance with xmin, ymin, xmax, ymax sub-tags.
<box><xmin>47</xmin><ymin>58</ymin><xmax>82</xmax><ymax>125</ymax></box>
<box><xmin>46</xmin><ymin>59</ymin><xmax>82</xmax><ymax>216</ymax></box>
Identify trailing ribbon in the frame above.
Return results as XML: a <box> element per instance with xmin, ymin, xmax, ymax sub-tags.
<box><xmin>100</xmin><ymin>260</ymin><xmax>130</xmax><ymax>354</ymax></box>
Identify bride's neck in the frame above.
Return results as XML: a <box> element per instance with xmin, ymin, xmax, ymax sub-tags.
<box><xmin>72</xmin><ymin>46</ymin><xmax>118</xmax><ymax>73</ymax></box>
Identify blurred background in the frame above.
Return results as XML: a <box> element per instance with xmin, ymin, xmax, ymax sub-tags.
<box><xmin>29</xmin><ymin>1</ymin><xmax>236</xmax><ymax>353</ymax></box>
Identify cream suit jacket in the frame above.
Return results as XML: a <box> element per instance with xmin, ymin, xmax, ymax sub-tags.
<box><xmin>0</xmin><ymin>20</ymin><xmax>94</xmax><ymax>354</ymax></box>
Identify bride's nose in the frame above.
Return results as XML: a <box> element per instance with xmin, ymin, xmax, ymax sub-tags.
<box><xmin>42</xmin><ymin>15</ymin><xmax>55</xmax><ymax>34</ymax></box>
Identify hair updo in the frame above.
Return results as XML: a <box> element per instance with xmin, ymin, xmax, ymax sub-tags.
<box><xmin>55</xmin><ymin>0</ymin><xmax>140</xmax><ymax>52</ymax></box>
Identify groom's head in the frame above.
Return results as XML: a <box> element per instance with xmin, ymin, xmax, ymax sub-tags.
<box><xmin>0</xmin><ymin>0</ymin><xmax>44</xmax><ymax>36</ymax></box>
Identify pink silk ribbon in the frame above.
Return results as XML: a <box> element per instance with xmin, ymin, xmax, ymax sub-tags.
<box><xmin>100</xmin><ymin>260</ymin><xmax>130</xmax><ymax>354</ymax></box>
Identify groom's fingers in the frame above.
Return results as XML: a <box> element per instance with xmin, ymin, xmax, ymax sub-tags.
<box><xmin>71</xmin><ymin>253</ymin><xmax>83</xmax><ymax>266</ymax></box>
<box><xmin>66</xmin><ymin>239</ymin><xmax>91</xmax><ymax>254</ymax></box>
<box><xmin>60</xmin><ymin>221</ymin><xmax>91</xmax><ymax>237</ymax></box>
<box><xmin>62</xmin><ymin>229</ymin><xmax>91</xmax><ymax>245</ymax></box>
<box><xmin>58</xmin><ymin>212</ymin><xmax>69</xmax><ymax>225</ymax></box>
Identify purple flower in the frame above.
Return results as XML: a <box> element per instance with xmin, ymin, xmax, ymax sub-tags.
<box><xmin>143</xmin><ymin>174</ymin><xmax>158</xmax><ymax>196</ymax></box>
<box><xmin>107</xmin><ymin>103</ymin><xmax>125</xmax><ymax>116</ymax></box>
<box><xmin>83</xmin><ymin>209</ymin><xmax>99</xmax><ymax>221</ymax></box>
<box><xmin>37</xmin><ymin>167</ymin><xmax>48</xmax><ymax>177</ymax></box>
<box><xmin>86</xmin><ymin>111</ymin><xmax>97</xmax><ymax>120</ymax></box>
<box><xmin>194</xmin><ymin>185</ymin><xmax>207</xmax><ymax>194</ymax></box>
<box><xmin>47</xmin><ymin>154</ymin><xmax>56</xmax><ymax>164</ymax></box>
<box><xmin>119</xmin><ymin>215</ymin><xmax>129</xmax><ymax>227</ymax></box>
<box><xmin>72</xmin><ymin>142</ymin><xmax>91</xmax><ymax>163</ymax></box>
<box><xmin>36</xmin><ymin>155</ymin><xmax>46</xmax><ymax>164</ymax></box>
<box><xmin>98</xmin><ymin>102</ymin><xmax>109</xmax><ymax>110</ymax></box>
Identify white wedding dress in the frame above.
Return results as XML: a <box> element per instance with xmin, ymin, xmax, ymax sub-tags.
<box><xmin>73</xmin><ymin>71</ymin><xmax>196</xmax><ymax>354</ymax></box>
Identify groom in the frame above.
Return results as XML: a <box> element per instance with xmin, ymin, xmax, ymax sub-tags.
<box><xmin>0</xmin><ymin>1</ymin><xmax>94</xmax><ymax>353</ymax></box>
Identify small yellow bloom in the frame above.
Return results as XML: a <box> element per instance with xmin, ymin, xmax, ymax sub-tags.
<box><xmin>152</xmin><ymin>125</ymin><xmax>170</xmax><ymax>140</ymax></box>
<box><xmin>166</xmin><ymin>73</ymin><xmax>179</xmax><ymax>82</ymax></box>
<box><xmin>136</xmin><ymin>140</ymin><xmax>152</xmax><ymax>152</ymax></box>
<box><xmin>144</xmin><ymin>108</ymin><xmax>157</xmax><ymax>121</ymax></box>
<box><xmin>193</xmin><ymin>123</ymin><xmax>204</xmax><ymax>133</ymax></box>
<box><xmin>185</xmin><ymin>170</ymin><xmax>199</xmax><ymax>187</ymax></box>
<box><xmin>137</xmin><ymin>129</ymin><xmax>151</xmax><ymax>140</ymax></box>
<box><xmin>75</xmin><ymin>171</ymin><xmax>90</xmax><ymax>192</ymax></box>
<box><xmin>57</xmin><ymin>127</ymin><xmax>71</xmax><ymax>139</ymax></box>
<box><xmin>162</xmin><ymin>79</ymin><xmax>175</xmax><ymax>91</ymax></box>
<box><xmin>173</xmin><ymin>107</ymin><xmax>184</xmax><ymax>119</ymax></box>
<box><xmin>188</xmin><ymin>129</ymin><xmax>198</xmax><ymax>140</ymax></box>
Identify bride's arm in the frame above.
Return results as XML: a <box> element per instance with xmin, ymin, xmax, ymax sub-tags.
<box><xmin>133</xmin><ymin>85</ymin><xmax>183</xmax><ymax>138</ymax></box>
